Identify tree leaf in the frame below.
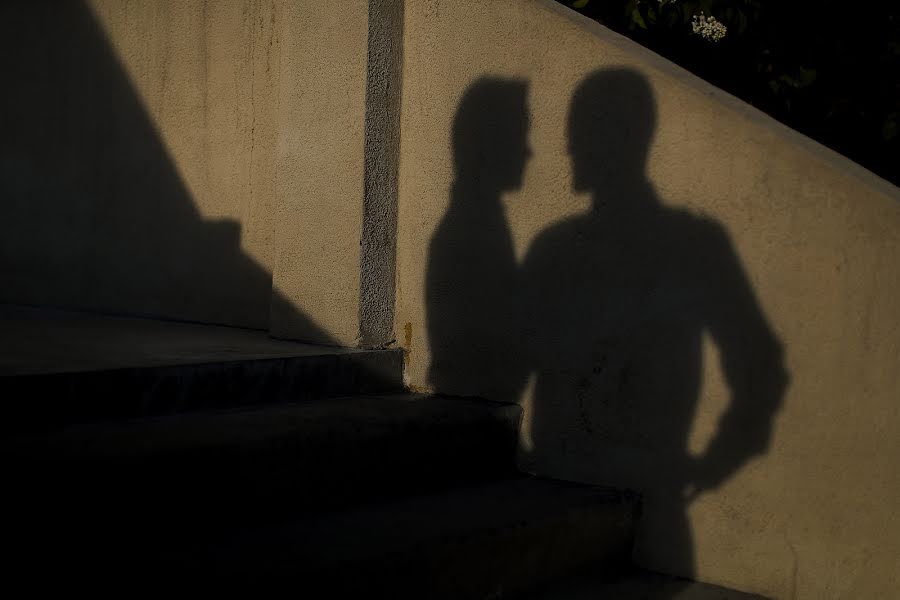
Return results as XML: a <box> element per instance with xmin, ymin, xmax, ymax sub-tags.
<box><xmin>631</xmin><ymin>7</ymin><xmax>647</xmax><ymax>29</ymax></box>
<box><xmin>799</xmin><ymin>67</ymin><xmax>818</xmax><ymax>87</ymax></box>
<box><xmin>882</xmin><ymin>113</ymin><xmax>899</xmax><ymax>141</ymax></box>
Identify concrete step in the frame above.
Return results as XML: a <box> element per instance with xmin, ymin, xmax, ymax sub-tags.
<box><xmin>0</xmin><ymin>305</ymin><xmax>403</xmax><ymax>431</ymax></box>
<box><xmin>165</xmin><ymin>477</ymin><xmax>638</xmax><ymax>597</ymax></box>
<box><xmin>1</xmin><ymin>305</ymin><xmax>642</xmax><ymax>598</ymax></box>
<box><xmin>6</xmin><ymin>393</ymin><xmax>522</xmax><ymax>538</ymax></box>
<box><xmin>520</xmin><ymin>567</ymin><xmax>769</xmax><ymax>599</ymax></box>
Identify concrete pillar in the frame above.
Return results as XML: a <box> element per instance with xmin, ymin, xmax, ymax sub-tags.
<box><xmin>270</xmin><ymin>0</ymin><xmax>402</xmax><ymax>348</ymax></box>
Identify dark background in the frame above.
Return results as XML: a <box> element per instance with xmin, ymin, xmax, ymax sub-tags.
<box><xmin>558</xmin><ymin>0</ymin><xmax>900</xmax><ymax>187</ymax></box>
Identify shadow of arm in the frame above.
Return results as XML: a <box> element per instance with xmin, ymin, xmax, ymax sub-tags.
<box><xmin>693</xmin><ymin>223</ymin><xmax>790</xmax><ymax>491</ymax></box>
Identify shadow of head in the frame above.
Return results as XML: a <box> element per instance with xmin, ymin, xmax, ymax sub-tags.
<box><xmin>452</xmin><ymin>77</ymin><xmax>531</xmax><ymax>194</ymax></box>
<box><xmin>569</xmin><ymin>69</ymin><xmax>657</xmax><ymax>193</ymax></box>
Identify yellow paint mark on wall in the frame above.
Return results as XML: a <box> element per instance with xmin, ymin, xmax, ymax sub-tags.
<box><xmin>404</xmin><ymin>321</ymin><xmax>413</xmax><ymax>350</ymax></box>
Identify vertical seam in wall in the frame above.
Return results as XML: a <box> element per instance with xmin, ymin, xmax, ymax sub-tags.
<box><xmin>360</xmin><ymin>0</ymin><xmax>403</xmax><ymax>348</ymax></box>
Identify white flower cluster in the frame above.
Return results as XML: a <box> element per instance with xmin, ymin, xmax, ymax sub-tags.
<box><xmin>691</xmin><ymin>12</ymin><xmax>727</xmax><ymax>42</ymax></box>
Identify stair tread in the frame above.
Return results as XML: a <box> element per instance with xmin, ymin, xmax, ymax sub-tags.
<box><xmin>0</xmin><ymin>305</ymin><xmax>404</xmax><ymax>429</ymax></box>
<box><xmin>7</xmin><ymin>393</ymin><xmax>523</xmax><ymax>530</ymax></box>
<box><xmin>0</xmin><ymin>304</ymin><xmax>367</xmax><ymax>376</ymax></box>
<box><xmin>174</xmin><ymin>475</ymin><xmax>638</xmax><ymax>592</ymax></box>
<box><xmin>208</xmin><ymin>476</ymin><xmax>632</xmax><ymax>562</ymax></box>
<box><xmin>522</xmin><ymin>568</ymin><xmax>769</xmax><ymax>599</ymax></box>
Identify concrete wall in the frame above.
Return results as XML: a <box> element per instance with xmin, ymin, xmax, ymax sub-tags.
<box><xmin>3</xmin><ymin>1</ymin><xmax>899</xmax><ymax>594</ymax></box>
<box><xmin>267</xmin><ymin>1</ymin><xmax>368</xmax><ymax>345</ymax></box>
<box><xmin>269</xmin><ymin>0</ymin><xmax>402</xmax><ymax>347</ymax></box>
<box><xmin>395</xmin><ymin>1</ymin><xmax>900</xmax><ymax>598</ymax></box>
<box><xmin>1</xmin><ymin>0</ymin><xmax>396</xmax><ymax>344</ymax></box>
<box><xmin>0</xmin><ymin>0</ymin><xmax>283</xmax><ymax>328</ymax></box>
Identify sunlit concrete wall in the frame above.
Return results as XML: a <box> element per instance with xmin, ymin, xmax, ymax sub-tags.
<box><xmin>264</xmin><ymin>0</ymin><xmax>401</xmax><ymax>347</ymax></box>
<box><xmin>394</xmin><ymin>1</ymin><xmax>900</xmax><ymax>598</ymax></box>
<box><xmin>268</xmin><ymin>1</ymin><xmax>370</xmax><ymax>346</ymax></box>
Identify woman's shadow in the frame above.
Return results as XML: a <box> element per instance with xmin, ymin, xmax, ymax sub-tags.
<box><xmin>426</xmin><ymin>77</ymin><xmax>531</xmax><ymax>405</ymax></box>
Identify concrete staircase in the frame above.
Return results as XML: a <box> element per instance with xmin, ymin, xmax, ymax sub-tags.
<box><xmin>1</xmin><ymin>306</ymin><xmax>760</xmax><ymax>598</ymax></box>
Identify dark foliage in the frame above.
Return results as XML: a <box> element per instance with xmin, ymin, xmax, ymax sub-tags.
<box><xmin>560</xmin><ymin>0</ymin><xmax>900</xmax><ymax>186</ymax></box>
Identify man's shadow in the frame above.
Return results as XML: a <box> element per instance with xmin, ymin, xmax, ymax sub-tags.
<box><xmin>428</xmin><ymin>69</ymin><xmax>788</xmax><ymax>583</ymax></box>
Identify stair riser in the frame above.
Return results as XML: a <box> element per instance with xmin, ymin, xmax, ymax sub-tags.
<box><xmin>2</xmin><ymin>350</ymin><xmax>404</xmax><ymax>431</ymax></box>
<box><xmin>8</xmin><ymin>398</ymin><xmax>523</xmax><ymax>540</ymax></box>
<box><xmin>12</xmin><ymin>419</ymin><xmax>520</xmax><ymax>526</ymax></box>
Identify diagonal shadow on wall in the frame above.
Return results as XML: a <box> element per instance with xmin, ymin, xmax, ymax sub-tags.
<box><xmin>0</xmin><ymin>1</ymin><xmax>326</xmax><ymax>341</ymax></box>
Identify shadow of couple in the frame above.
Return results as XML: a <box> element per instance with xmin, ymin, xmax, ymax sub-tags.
<box><xmin>426</xmin><ymin>69</ymin><xmax>788</xmax><ymax>582</ymax></box>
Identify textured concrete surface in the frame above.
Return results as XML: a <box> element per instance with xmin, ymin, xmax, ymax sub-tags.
<box><xmin>0</xmin><ymin>1</ymin><xmax>282</xmax><ymax>328</ymax></box>
<box><xmin>360</xmin><ymin>0</ymin><xmax>403</xmax><ymax>348</ymax></box>
<box><xmin>394</xmin><ymin>1</ymin><xmax>900</xmax><ymax>598</ymax></box>
<box><xmin>269</xmin><ymin>2</ymin><xmax>369</xmax><ymax>345</ymax></box>
<box><xmin>0</xmin><ymin>305</ymin><xmax>359</xmax><ymax>375</ymax></box>
<box><xmin>0</xmin><ymin>305</ymin><xmax>402</xmax><ymax>428</ymax></box>
<box><xmin>1</xmin><ymin>1</ymin><xmax>393</xmax><ymax>344</ymax></box>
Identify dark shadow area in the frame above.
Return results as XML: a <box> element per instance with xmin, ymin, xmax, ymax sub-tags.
<box><xmin>0</xmin><ymin>1</ymin><xmax>322</xmax><ymax>334</ymax></box>
<box><xmin>558</xmin><ymin>1</ymin><xmax>900</xmax><ymax>189</ymax></box>
<box><xmin>522</xmin><ymin>565</ymin><xmax>768</xmax><ymax>599</ymax></box>
<box><xmin>427</xmin><ymin>77</ymin><xmax>531</xmax><ymax>403</ymax></box>
<box><xmin>428</xmin><ymin>69</ymin><xmax>789</xmax><ymax>585</ymax></box>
